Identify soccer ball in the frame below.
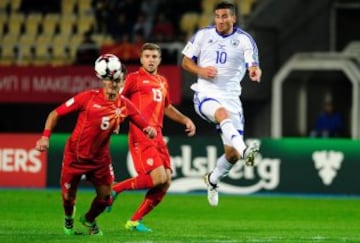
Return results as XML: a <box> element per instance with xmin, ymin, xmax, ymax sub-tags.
<box><xmin>94</xmin><ymin>54</ymin><xmax>122</xmax><ymax>80</ymax></box>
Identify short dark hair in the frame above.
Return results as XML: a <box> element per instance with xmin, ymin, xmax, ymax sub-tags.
<box><xmin>121</xmin><ymin>63</ymin><xmax>127</xmax><ymax>77</ymax></box>
<box><xmin>214</xmin><ymin>1</ymin><xmax>236</xmax><ymax>15</ymax></box>
<box><xmin>141</xmin><ymin>43</ymin><xmax>162</xmax><ymax>56</ymax></box>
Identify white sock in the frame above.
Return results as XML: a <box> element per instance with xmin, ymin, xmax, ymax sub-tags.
<box><xmin>210</xmin><ymin>154</ymin><xmax>233</xmax><ymax>185</ymax></box>
<box><xmin>219</xmin><ymin>119</ymin><xmax>246</xmax><ymax>155</ymax></box>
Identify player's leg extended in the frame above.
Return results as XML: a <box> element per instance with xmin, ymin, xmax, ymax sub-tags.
<box><xmin>126</xmin><ymin>167</ymin><xmax>170</xmax><ymax>232</ymax></box>
<box><xmin>80</xmin><ymin>165</ymin><xmax>113</xmax><ymax>235</ymax></box>
<box><xmin>60</xmin><ymin>163</ymin><xmax>83</xmax><ymax>236</ymax></box>
<box><xmin>107</xmin><ymin>144</ymin><xmax>156</xmax><ymax>212</ymax></box>
<box><xmin>80</xmin><ymin>184</ymin><xmax>111</xmax><ymax>236</ymax></box>
<box><xmin>195</xmin><ymin>95</ymin><xmax>247</xmax><ymax>156</ymax></box>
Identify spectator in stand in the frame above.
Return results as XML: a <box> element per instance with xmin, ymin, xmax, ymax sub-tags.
<box><xmin>75</xmin><ymin>31</ymin><xmax>100</xmax><ymax>65</ymax></box>
<box><xmin>151</xmin><ymin>13</ymin><xmax>175</xmax><ymax>42</ymax></box>
<box><xmin>310</xmin><ymin>99</ymin><xmax>344</xmax><ymax>138</ymax></box>
<box><xmin>100</xmin><ymin>34</ymin><xmax>139</xmax><ymax>64</ymax></box>
<box><xmin>107</xmin><ymin>13</ymin><xmax>132</xmax><ymax>42</ymax></box>
<box><xmin>92</xmin><ymin>0</ymin><xmax>110</xmax><ymax>34</ymax></box>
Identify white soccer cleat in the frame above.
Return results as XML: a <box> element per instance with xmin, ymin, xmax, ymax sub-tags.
<box><xmin>243</xmin><ymin>142</ymin><xmax>259</xmax><ymax>166</ymax></box>
<box><xmin>204</xmin><ymin>173</ymin><xmax>219</xmax><ymax>207</ymax></box>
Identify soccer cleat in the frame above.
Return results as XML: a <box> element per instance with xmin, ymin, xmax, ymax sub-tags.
<box><xmin>105</xmin><ymin>190</ymin><xmax>118</xmax><ymax>213</ymax></box>
<box><xmin>63</xmin><ymin>206</ymin><xmax>76</xmax><ymax>235</ymax></box>
<box><xmin>125</xmin><ymin>220</ymin><xmax>152</xmax><ymax>232</ymax></box>
<box><xmin>64</xmin><ymin>217</ymin><xmax>74</xmax><ymax>235</ymax></box>
<box><xmin>80</xmin><ymin>215</ymin><xmax>103</xmax><ymax>236</ymax></box>
<box><xmin>243</xmin><ymin>143</ymin><xmax>259</xmax><ymax>166</ymax></box>
<box><xmin>204</xmin><ymin>173</ymin><xmax>219</xmax><ymax>207</ymax></box>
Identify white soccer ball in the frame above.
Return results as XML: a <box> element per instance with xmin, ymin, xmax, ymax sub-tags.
<box><xmin>94</xmin><ymin>54</ymin><xmax>122</xmax><ymax>80</ymax></box>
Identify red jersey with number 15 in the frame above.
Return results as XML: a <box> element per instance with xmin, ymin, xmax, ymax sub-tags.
<box><xmin>55</xmin><ymin>88</ymin><xmax>148</xmax><ymax>163</ymax></box>
<box><xmin>121</xmin><ymin>67</ymin><xmax>171</xmax><ymax>130</ymax></box>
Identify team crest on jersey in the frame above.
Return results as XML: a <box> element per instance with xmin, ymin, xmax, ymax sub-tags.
<box><xmin>115</xmin><ymin>107</ymin><xmax>127</xmax><ymax>118</ymax></box>
<box><xmin>231</xmin><ymin>39</ymin><xmax>239</xmax><ymax>46</ymax></box>
<box><xmin>146</xmin><ymin>158</ymin><xmax>154</xmax><ymax>166</ymax></box>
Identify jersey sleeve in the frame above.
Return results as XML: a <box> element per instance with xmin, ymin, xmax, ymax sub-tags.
<box><xmin>182</xmin><ymin>29</ymin><xmax>205</xmax><ymax>59</ymax></box>
<box><xmin>55</xmin><ymin>91</ymin><xmax>90</xmax><ymax>116</ymax></box>
<box><xmin>121</xmin><ymin>96</ymin><xmax>149</xmax><ymax>129</ymax></box>
<box><xmin>121</xmin><ymin>74</ymin><xmax>136</xmax><ymax>97</ymax></box>
<box><xmin>242</xmin><ymin>34</ymin><xmax>260</xmax><ymax>68</ymax></box>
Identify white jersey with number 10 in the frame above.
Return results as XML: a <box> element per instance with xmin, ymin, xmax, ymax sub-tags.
<box><xmin>182</xmin><ymin>26</ymin><xmax>259</xmax><ymax>98</ymax></box>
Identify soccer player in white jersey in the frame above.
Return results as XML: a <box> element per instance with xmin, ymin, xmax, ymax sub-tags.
<box><xmin>181</xmin><ymin>1</ymin><xmax>262</xmax><ymax>206</ymax></box>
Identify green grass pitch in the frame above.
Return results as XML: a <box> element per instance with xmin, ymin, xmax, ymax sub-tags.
<box><xmin>1</xmin><ymin>189</ymin><xmax>360</xmax><ymax>242</ymax></box>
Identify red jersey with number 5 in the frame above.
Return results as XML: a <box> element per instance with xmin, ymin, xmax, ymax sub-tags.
<box><xmin>55</xmin><ymin>89</ymin><xmax>148</xmax><ymax>163</ymax></box>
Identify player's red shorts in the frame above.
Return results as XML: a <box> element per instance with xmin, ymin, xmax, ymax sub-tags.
<box><xmin>129</xmin><ymin>129</ymin><xmax>171</xmax><ymax>175</ymax></box>
<box><xmin>60</xmin><ymin>143</ymin><xmax>114</xmax><ymax>195</ymax></box>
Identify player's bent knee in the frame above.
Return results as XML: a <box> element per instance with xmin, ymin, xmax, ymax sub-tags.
<box><xmin>105</xmin><ymin>194</ymin><xmax>113</xmax><ymax>206</ymax></box>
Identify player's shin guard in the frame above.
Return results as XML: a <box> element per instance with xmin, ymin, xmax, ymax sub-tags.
<box><xmin>131</xmin><ymin>187</ymin><xmax>166</xmax><ymax>221</ymax></box>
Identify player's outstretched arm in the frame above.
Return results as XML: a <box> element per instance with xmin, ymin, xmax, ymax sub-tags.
<box><xmin>165</xmin><ymin>105</ymin><xmax>196</xmax><ymax>136</ymax></box>
<box><xmin>35</xmin><ymin>110</ymin><xmax>59</xmax><ymax>152</ymax></box>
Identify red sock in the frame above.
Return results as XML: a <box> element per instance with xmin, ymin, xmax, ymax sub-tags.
<box><xmin>85</xmin><ymin>197</ymin><xmax>110</xmax><ymax>222</ymax></box>
<box><xmin>112</xmin><ymin>175</ymin><xmax>153</xmax><ymax>193</ymax></box>
<box><xmin>131</xmin><ymin>187</ymin><xmax>166</xmax><ymax>221</ymax></box>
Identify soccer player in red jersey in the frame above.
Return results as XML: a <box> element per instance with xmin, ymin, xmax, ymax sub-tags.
<box><xmin>35</xmin><ymin>54</ymin><xmax>156</xmax><ymax>236</ymax></box>
<box><xmin>109</xmin><ymin>43</ymin><xmax>196</xmax><ymax>232</ymax></box>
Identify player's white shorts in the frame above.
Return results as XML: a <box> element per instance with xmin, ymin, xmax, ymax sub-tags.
<box><xmin>193</xmin><ymin>92</ymin><xmax>245</xmax><ymax>145</ymax></box>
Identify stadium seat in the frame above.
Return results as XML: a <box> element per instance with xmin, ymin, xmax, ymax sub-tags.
<box><xmin>59</xmin><ymin>15</ymin><xmax>76</xmax><ymax>37</ymax></box>
<box><xmin>236</xmin><ymin>0</ymin><xmax>255</xmax><ymax>17</ymax></box>
<box><xmin>201</xmin><ymin>0</ymin><xmax>217</xmax><ymax>14</ymax></box>
<box><xmin>198</xmin><ymin>14</ymin><xmax>213</xmax><ymax>28</ymax></box>
<box><xmin>0</xmin><ymin>49</ymin><xmax>16</xmax><ymax>65</ymax></box>
<box><xmin>2</xmin><ymin>33</ymin><xmax>19</xmax><ymax>46</ymax></box>
<box><xmin>76</xmin><ymin>15</ymin><xmax>95</xmax><ymax>35</ymax></box>
<box><xmin>7</xmin><ymin>13</ymin><xmax>25</xmax><ymax>37</ymax></box>
<box><xmin>77</xmin><ymin>0</ymin><xmax>93</xmax><ymax>15</ymax></box>
<box><xmin>91</xmin><ymin>34</ymin><xmax>104</xmax><ymax>46</ymax></box>
<box><xmin>16</xmin><ymin>44</ymin><xmax>33</xmax><ymax>66</ymax></box>
<box><xmin>42</xmin><ymin>13</ymin><xmax>60</xmax><ymax>37</ymax></box>
<box><xmin>0</xmin><ymin>0</ymin><xmax>9</xmax><ymax>13</ymax></box>
<box><xmin>0</xmin><ymin>13</ymin><xmax>7</xmax><ymax>39</ymax></box>
<box><xmin>17</xmin><ymin>33</ymin><xmax>37</xmax><ymax>65</ymax></box>
<box><xmin>51</xmin><ymin>34</ymin><xmax>71</xmax><ymax>66</ymax></box>
<box><xmin>18</xmin><ymin>33</ymin><xmax>36</xmax><ymax>47</ymax></box>
<box><xmin>33</xmin><ymin>48</ymin><xmax>50</xmax><ymax>65</ymax></box>
<box><xmin>23</xmin><ymin>13</ymin><xmax>43</xmax><ymax>36</ymax></box>
<box><xmin>180</xmin><ymin>12</ymin><xmax>199</xmax><ymax>40</ymax></box>
<box><xmin>68</xmin><ymin>33</ymin><xmax>83</xmax><ymax>60</ymax></box>
<box><xmin>0</xmin><ymin>35</ymin><xmax>17</xmax><ymax>65</ymax></box>
<box><xmin>9</xmin><ymin>0</ymin><xmax>22</xmax><ymax>12</ymax></box>
<box><xmin>61</xmin><ymin>0</ymin><xmax>76</xmax><ymax>15</ymax></box>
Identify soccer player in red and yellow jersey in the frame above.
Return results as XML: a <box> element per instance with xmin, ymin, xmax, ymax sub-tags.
<box><xmin>35</xmin><ymin>54</ymin><xmax>156</xmax><ymax>236</ymax></box>
<box><xmin>110</xmin><ymin>43</ymin><xmax>196</xmax><ymax>232</ymax></box>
